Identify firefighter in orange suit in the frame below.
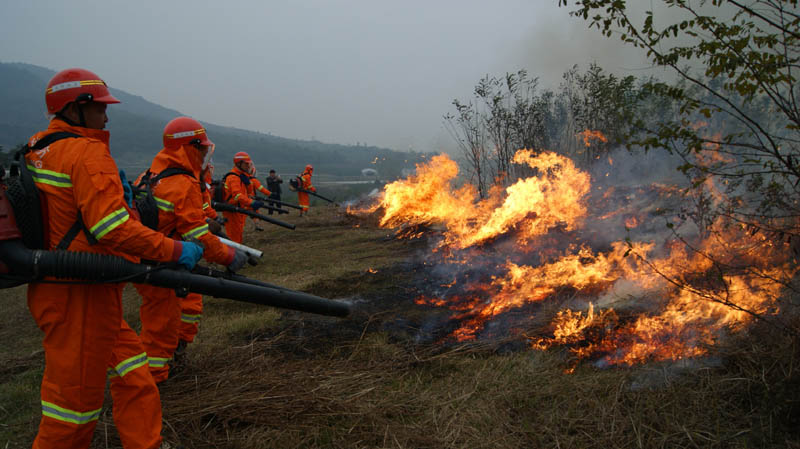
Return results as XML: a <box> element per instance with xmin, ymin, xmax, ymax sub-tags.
<box><xmin>176</xmin><ymin>163</ymin><xmax>225</xmax><ymax>351</ymax></box>
<box><xmin>222</xmin><ymin>152</ymin><xmax>264</xmax><ymax>243</ymax></box>
<box><xmin>135</xmin><ymin>117</ymin><xmax>249</xmax><ymax>383</ymax></box>
<box><xmin>297</xmin><ymin>164</ymin><xmax>316</xmax><ymax>216</ymax></box>
<box><xmin>247</xmin><ymin>166</ymin><xmax>270</xmax><ymax>231</ymax></box>
<box><xmin>25</xmin><ymin>68</ymin><xmax>204</xmax><ymax>449</ymax></box>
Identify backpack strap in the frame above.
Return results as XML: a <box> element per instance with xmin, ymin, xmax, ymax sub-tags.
<box><xmin>151</xmin><ymin>167</ymin><xmax>194</xmax><ymax>184</ymax></box>
<box><xmin>220</xmin><ymin>172</ymin><xmax>238</xmax><ymax>201</ymax></box>
<box><xmin>15</xmin><ymin>132</ymin><xmax>82</xmax><ymax>159</ymax></box>
<box><xmin>56</xmin><ymin>211</ymin><xmax>97</xmax><ymax>250</ymax></box>
<box><xmin>15</xmin><ymin>132</ymin><xmax>90</xmax><ymax>251</ymax></box>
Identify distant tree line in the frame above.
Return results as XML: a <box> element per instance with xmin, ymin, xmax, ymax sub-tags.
<box><xmin>445</xmin><ymin>64</ymin><xmax>656</xmax><ymax>198</ymax></box>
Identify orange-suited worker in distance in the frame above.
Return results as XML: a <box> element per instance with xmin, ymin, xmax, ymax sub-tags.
<box><xmin>134</xmin><ymin>117</ymin><xmax>250</xmax><ymax>383</ymax></box>
<box><xmin>247</xmin><ymin>166</ymin><xmax>271</xmax><ymax>231</ymax></box>
<box><xmin>25</xmin><ymin>68</ymin><xmax>204</xmax><ymax>449</ymax></box>
<box><xmin>222</xmin><ymin>151</ymin><xmax>265</xmax><ymax>243</ymax></box>
<box><xmin>176</xmin><ymin>162</ymin><xmax>227</xmax><ymax>355</ymax></box>
<box><xmin>297</xmin><ymin>164</ymin><xmax>316</xmax><ymax>217</ymax></box>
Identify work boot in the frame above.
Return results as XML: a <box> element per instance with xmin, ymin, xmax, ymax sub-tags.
<box><xmin>173</xmin><ymin>339</ymin><xmax>189</xmax><ymax>365</ymax></box>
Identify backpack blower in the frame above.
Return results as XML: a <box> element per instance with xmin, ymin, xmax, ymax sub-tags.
<box><xmin>0</xmin><ymin>160</ymin><xmax>349</xmax><ymax>318</ymax></box>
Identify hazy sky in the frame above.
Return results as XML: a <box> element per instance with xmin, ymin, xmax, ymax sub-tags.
<box><xmin>0</xmin><ymin>0</ymin><xmax>656</xmax><ymax>153</ymax></box>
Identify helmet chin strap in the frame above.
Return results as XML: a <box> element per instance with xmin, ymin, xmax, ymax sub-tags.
<box><xmin>55</xmin><ymin>103</ymin><xmax>87</xmax><ymax>128</ymax></box>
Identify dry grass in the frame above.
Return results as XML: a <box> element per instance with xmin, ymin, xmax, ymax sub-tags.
<box><xmin>3</xmin><ymin>205</ymin><xmax>800</xmax><ymax>448</ymax></box>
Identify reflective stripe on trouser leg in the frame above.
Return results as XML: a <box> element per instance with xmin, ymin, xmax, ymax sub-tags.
<box><xmin>135</xmin><ymin>283</ymin><xmax>181</xmax><ymax>383</ymax></box>
<box><xmin>179</xmin><ymin>293</ymin><xmax>203</xmax><ymax>343</ymax></box>
<box><xmin>108</xmin><ymin>321</ymin><xmax>163</xmax><ymax>449</ymax></box>
<box><xmin>29</xmin><ymin>282</ymin><xmax>123</xmax><ymax>449</ymax></box>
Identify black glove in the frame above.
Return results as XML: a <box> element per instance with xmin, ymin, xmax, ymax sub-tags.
<box><xmin>227</xmin><ymin>249</ymin><xmax>248</xmax><ymax>272</ymax></box>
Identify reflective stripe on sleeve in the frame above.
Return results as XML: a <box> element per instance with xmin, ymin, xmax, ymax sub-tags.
<box><xmin>112</xmin><ymin>352</ymin><xmax>148</xmax><ymax>378</ymax></box>
<box><xmin>41</xmin><ymin>400</ymin><xmax>102</xmax><ymax>425</ymax></box>
<box><xmin>182</xmin><ymin>224</ymin><xmax>209</xmax><ymax>240</ymax></box>
<box><xmin>181</xmin><ymin>313</ymin><xmax>202</xmax><ymax>324</ymax></box>
<box><xmin>153</xmin><ymin>196</ymin><xmax>175</xmax><ymax>212</ymax></box>
<box><xmin>27</xmin><ymin>165</ymin><xmax>72</xmax><ymax>188</ymax></box>
<box><xmin>202</xmin><ymin>202</ymin><xmax>210</xmax><ymax>210</ymax></box>
<box><xmin>89</xmin><ymin>208</ymin><xmax>130</xmax><ymax>240</ymax></box>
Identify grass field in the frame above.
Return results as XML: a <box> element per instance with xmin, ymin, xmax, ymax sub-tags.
<box><xmin>2</xmin><ymin>205</ymin><xmax>799</xmax><ymax>448</ymax></box>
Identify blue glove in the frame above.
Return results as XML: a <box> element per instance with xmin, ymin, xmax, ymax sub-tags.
<box><xmin>251</xmin><ymin>200</ymin><xmax>264</xmax><ymax>211</ymax></box>
<box><xmin>119</xmin><ymin>170</ymin><xmax>133</xmax><ymax>207</ymax></box>
<box><xmin>177</xmin><ymin>241</ymin><xmax>204</xmax><ymax>270</ymax></box>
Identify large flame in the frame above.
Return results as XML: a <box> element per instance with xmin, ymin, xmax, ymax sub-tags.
<box><xmin>351</xmin><ymin>145</ymin><xmax>795</xmax><ymax>367</ymax></box>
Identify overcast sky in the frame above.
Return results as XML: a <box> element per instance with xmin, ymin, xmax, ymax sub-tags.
<box><xmin>0</xmin><ymin>0</ymin><xmax>657</xmax><ymax>153</ymax></box>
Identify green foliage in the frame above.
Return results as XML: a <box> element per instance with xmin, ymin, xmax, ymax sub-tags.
<box><xmin>559</xmin><ymin>0</ymin><xmax>800</xmax><ymax>235</ymax></box>
<box><xmin>446</xmin><ymin>64</ymin><xmax>654</xmax><ymax>195</ymax></box>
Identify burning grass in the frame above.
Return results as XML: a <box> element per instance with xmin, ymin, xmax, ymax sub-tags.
<box><xmin>2</xmin><ymin>206</ymin><xmax>800</xmax><ymax>447</ymax></box>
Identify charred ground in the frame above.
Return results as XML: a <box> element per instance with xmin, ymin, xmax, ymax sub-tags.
<box><xmin>1</xmin><ymin>206</ymin><xmax>799</xmax><ymax>448</ymax></box>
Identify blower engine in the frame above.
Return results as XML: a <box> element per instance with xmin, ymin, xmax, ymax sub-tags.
<box><xmin>0</xmin><ymin>163</ymin><xmax>349</xmax><ymax>318</ymax></box>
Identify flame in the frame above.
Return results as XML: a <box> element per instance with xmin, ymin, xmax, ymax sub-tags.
<box><xmin>355</xmin><ymin>151</ymin><xmax>590</xmax><ymax>250</ymax></box>
<box><xmin>578</xmin><ymin>129</ymin><xmax>608</xmax><ymax>147</ymax></box>
<box><xmin>351</xmin><ymin>148</ymin><xmax>796</xmax><ymax>367</ymax></box>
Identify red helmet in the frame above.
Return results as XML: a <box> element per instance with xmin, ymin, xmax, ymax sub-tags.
<box><xmin>45</xmin><ymin>68</ymin><xmax>120</xmax><ymax>114</ymax></box>
<box><xmin>305</xmin><ymin>164</ymin><xmax>313</xmax><ymax>172</ymax></box>
<box><xmin>234</xmin><ymin>152</ymin><xmax>252</xmax><ymax>163</ymax></box>
<box><xmin>163</xmin><ymin>117</ymin><xmax>213</xmax><ymax>149</ymax></box>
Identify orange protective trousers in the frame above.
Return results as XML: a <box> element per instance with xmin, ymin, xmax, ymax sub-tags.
<box><xmin>297</xmin><ymin>191</ymin><xmax>310</xmax><ymax>213</ymax></box>
<box><xmin>29</xmin><ymin>282</ymin><xmax>162</xmax><ymax>449</ymax></box>
<box><xmin>178</xmin><ymin>293</ymin><xmax>203</xmax><ymax>343</ymax></box>
<box><xmin>134</xmin><ymin>283</ymin><xmax>181</xmax><ymax>383</ymax></box>
<box><xmin>223</xmin><ymin>210</ymin><xmax>246</xmax><ymax>243</ymax></box>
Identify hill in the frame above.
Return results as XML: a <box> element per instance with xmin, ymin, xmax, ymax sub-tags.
<box><xmin>0</xmin><ymin>62</ymin><xmax>430</xmax><ymax>178</ymax></box>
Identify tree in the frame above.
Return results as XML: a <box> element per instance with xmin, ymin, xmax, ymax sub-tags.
<box><xmin>444</xmin><ymin>99</ymin><xmax>490</xmax><ymax>197</ymax></box>
<box><xmin>561</xmin><ymin>63</ymin><xmax>642</xmax><ymax>163</ymax></box>
<box><xmin>559</xmin><ymin>0</ymin><xmax>800</xmax><ymax>234</ymax></box>
<box><xmin>559</xmin><ymin>0</ymin><xmax>800</xmax><ymax>334</ymax></box>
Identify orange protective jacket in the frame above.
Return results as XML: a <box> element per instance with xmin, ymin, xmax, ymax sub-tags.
<box><xmin>249</xmin><ymin>177</ymin><xmax>271</xmax><ymax>197</ymax></box>
<box><xmin>26</xmin><ymin>119</ymin><xmax>182</xmax><ymax>261</ymax></box>
<box><xmin>300</xmin><ymin>170</ymin><xmax>316</xmax><ymax>192</ymax></box>
<box><xmin>141</xmin><ymin>146</ymin><xmax>234</xmax><ymax>266</ymax></box>
<box><xmin>201</xmin><ymin>171</ymin><xmax>218</xmax><ymax>220</ymax></box>
<box><xmin>297</xmin><ymin>170</ymin><xmax>316</xmax><ymax>209</ymax></box>
<box><xmin>223</xmin><ymin>166</ymin><xmax>256</xmax><ymax>209</ymax></box>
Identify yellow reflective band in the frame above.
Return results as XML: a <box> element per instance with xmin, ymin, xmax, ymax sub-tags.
<box><xmin>182</xmin><ymin>224</ymin><xmax>209</xmax><ymax>240</ymax></box>
<box><xmin>27</xmin><ymin>165</ymin><xmax>72</xmax><ymax>188</ymax></box>
<box><xmin>154</xmin><ymin>196</ymin><xmax>174</xmax><ymax>212</ymax></box>
<box><xmin>41</xmin><ymin>400</ymin><xmax>102</xmax><ymax>425</ymax></box>
<box><xmin>166</xmin><ymin>128</ymin><xmax>206</xmax><ymax>139</ymax></box>
<box><xmin>113</xmin><ymin>352</ymin><xmax>148</xmax><ymax>378</ymax></box>
<box><xmin>89</xmin><ymin>208</ymin><xmax>130</xmax><ymax>240</ymax></box>
<box><xmin>233</xmin><ymin>194</ymin><xmax>240</xmax><ymax>201</ymax></box>
<box><xmin>46</xmin><ymin>79</ymin><xmax>105</xmax><ymax>94</ymax></box>
<box><xmin>202</xmin><ymin>202</ymin><xmax>210</xmax><ymax>210</ymax></box>
<box><xmin>181</xmin><ymin>313</ymin><xmax>202</xmax><ymax>324</ymax></box>
<box><xmin>148</xmin><ymin>356</ymin><xmax>169</xmax><ymax>368</ymax></box>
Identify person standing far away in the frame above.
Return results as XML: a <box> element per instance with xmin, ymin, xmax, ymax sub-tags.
<box><xmin>221</xmin><ymin>151</ymin><xmax>264</xmax><ymax>243</ymax></box>
<box><xmin>133</xmin><ymin>117</ymin><xmax>250</xmax><ymax>384</ymax></box>
<box><xmin>246</xmin><ymin>166</ymin><xmax>270</xmax><ymax>230</ymax></box>
<box><xmin>297</xmin><ymin>164</ymin><xmax>316</xmax><ymax>217</ymax></box>
<box><xmin>24</xmin><ymin>68</ymin><xmax>204</xmax><ymax>449</ymax></box>
<box><xmin>266</xmin><ymin>169</ymin><xmax>282</xmax><ymax>215</ymax></box>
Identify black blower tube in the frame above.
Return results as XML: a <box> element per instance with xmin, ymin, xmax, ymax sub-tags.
<box><xmin>0</xmin><ymin>239</ymin><xmax>349</xmax><ymax>317</ymax></box>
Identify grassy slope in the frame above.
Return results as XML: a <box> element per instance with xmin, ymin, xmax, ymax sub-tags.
<box><xmin>2</xmin><ymin>206</ymin><xmax>799</xmax><ymax>448</ymax></box>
